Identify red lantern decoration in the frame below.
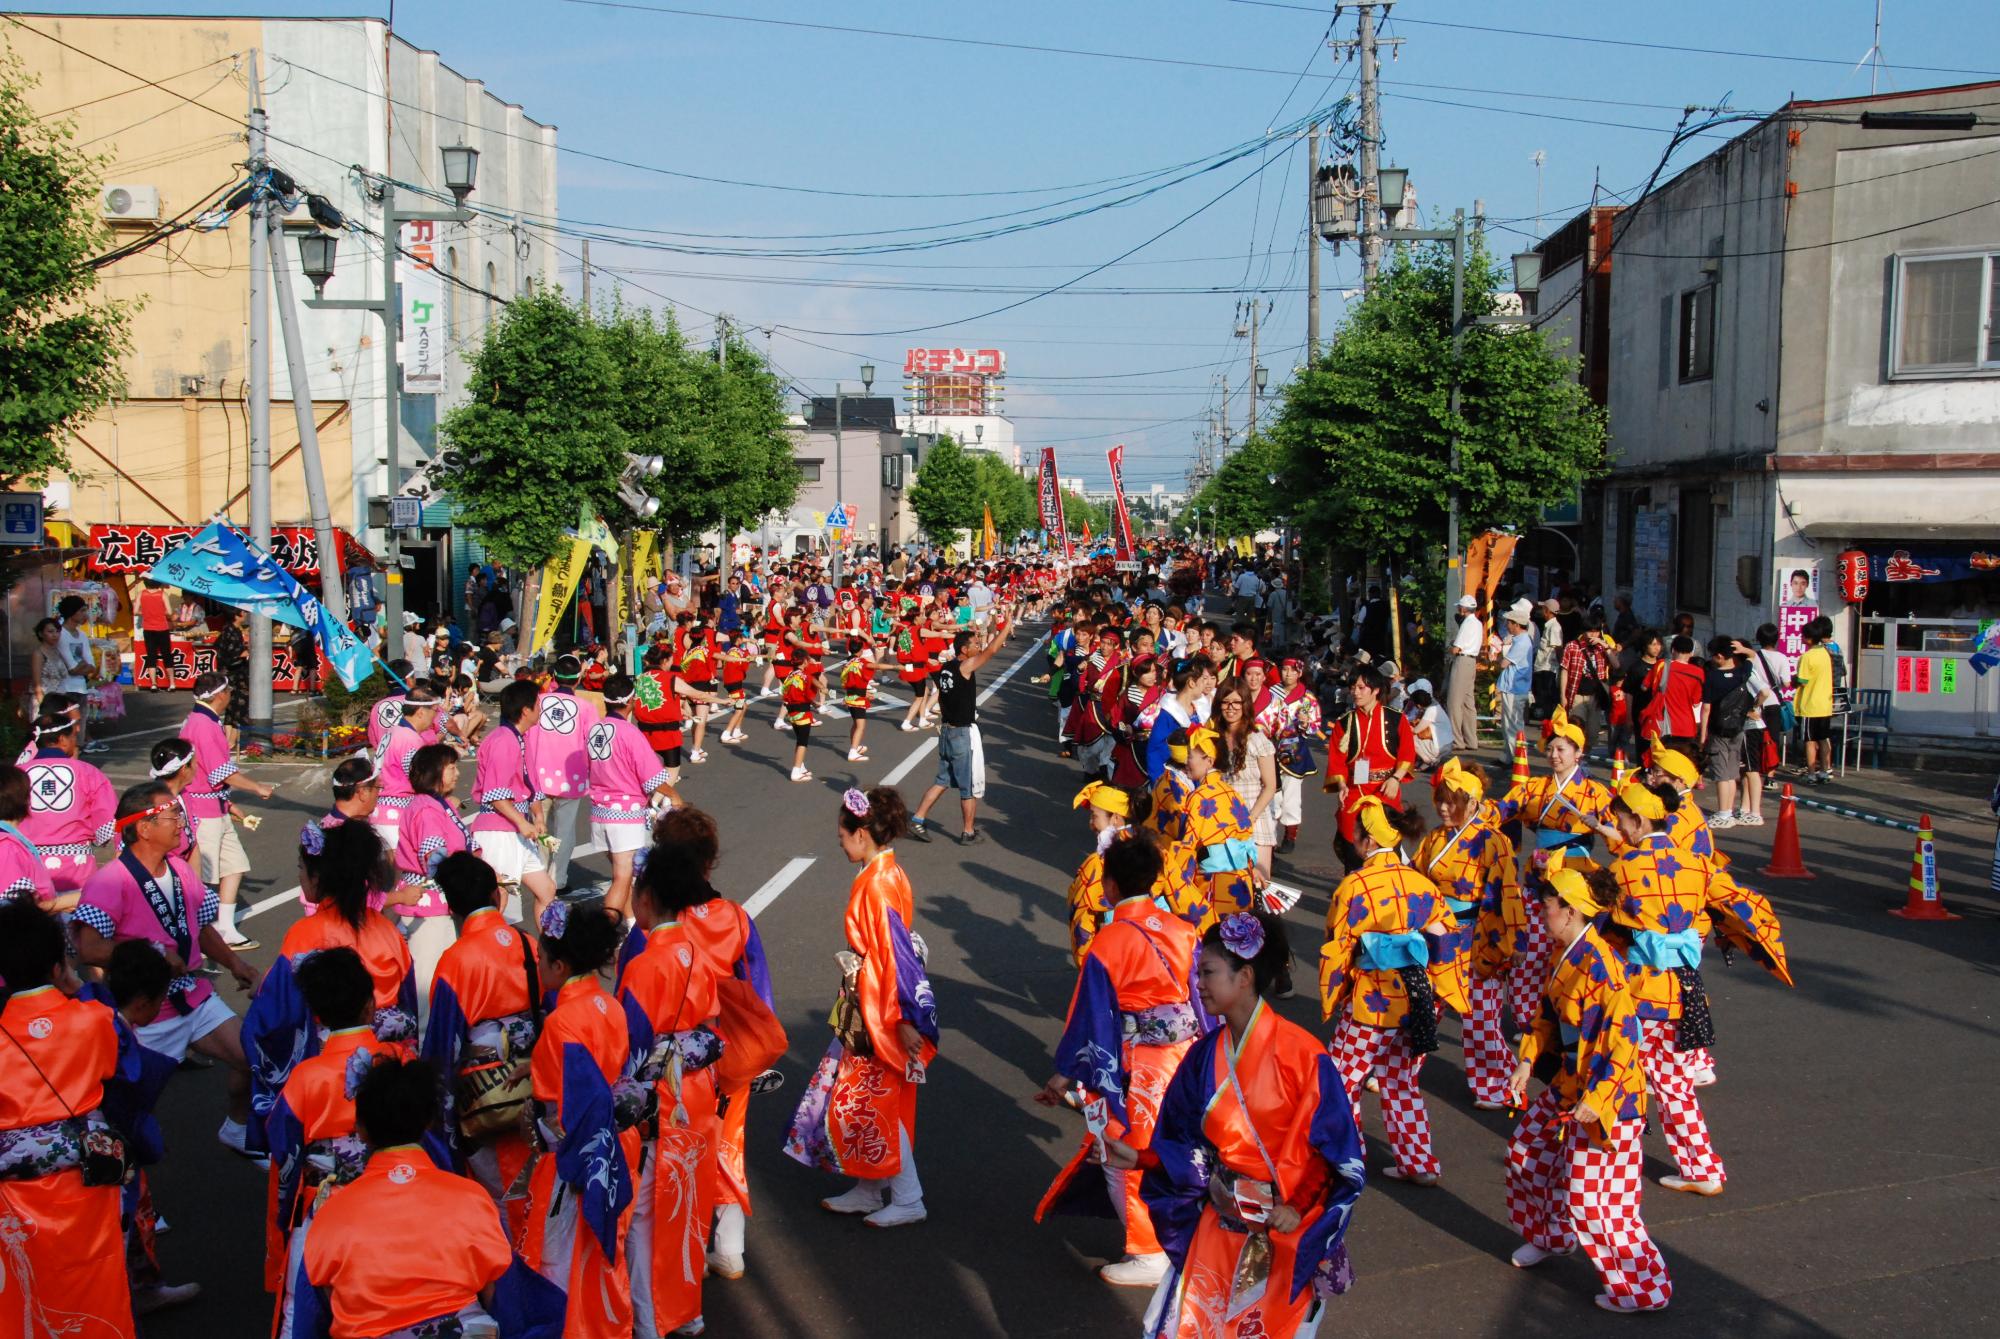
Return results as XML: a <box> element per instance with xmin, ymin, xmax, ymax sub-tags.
<box><xmin>1837</xmin><ymin>549</ymin><xmax>1870</xmax><ymax>605</ymax></box>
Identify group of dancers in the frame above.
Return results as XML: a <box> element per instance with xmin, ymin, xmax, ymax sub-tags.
<box><xmin>1044</xmin><ymin>604</ymin><xmax>1795</xmax><ymax>1330</ymax></box>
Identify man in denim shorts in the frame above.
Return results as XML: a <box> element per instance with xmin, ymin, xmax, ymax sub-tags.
<box><xmin>908</xmin><ymin>613</ymin><xmax>1016</xmax><ymax>845</ymax></box>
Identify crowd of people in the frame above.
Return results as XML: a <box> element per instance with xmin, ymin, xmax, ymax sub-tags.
<box><xmin>0</xmin><ymin>543</ymin><xmax>1807</xmax><ymax>1337</ymax></box>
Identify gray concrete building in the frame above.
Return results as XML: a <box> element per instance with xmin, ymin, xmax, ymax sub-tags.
<box><xmin>1597</xmin><ymin>82</ymin><xmax>2000</xmax><ymax>740</ymax></box>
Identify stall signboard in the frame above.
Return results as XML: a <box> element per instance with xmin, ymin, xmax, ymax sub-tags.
<box><xmin>88</xmin><ymin>524</ymin><xmax>371</xmax><ymax>577</ymax></box>
<box><xmin>150</xmin><ymin>638</ymin><xmax>328</xmax><ymax>692</ymax></box>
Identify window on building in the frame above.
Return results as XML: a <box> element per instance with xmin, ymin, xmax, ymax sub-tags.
<box><xmin>1676</xmin><ymin>486</ymin><xmax>1714</xmax><ymax>615</ymax></box>
<box><xmin>1615</xmin><ymin>487</ymin><xmax>1645</xmax><ymax>587</ymax></box>
<box><xmin>797</xmin><ymin>459</ymin><xmax>823</xmax><ymax>483</ymax></box>
<box><xmin>1678</xmin><ymin>284</ymin><xmax>1715</xmax><ymax>382</ymax></box>
<box><xmin>1891</xmin><ymin>251</ymin><xmax>1999</xmax><ymax>376</ymax></box>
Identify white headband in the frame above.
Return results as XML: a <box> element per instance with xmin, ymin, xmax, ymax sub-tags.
<box><xmin>194</xmin><ymin>682</ymin><xmax>230</xmax><ymax>701</ymax></box>
<box><xmin>148</xmin><ymin>746</ymin><xmax>195</xmax><ymax>778</ymax></box>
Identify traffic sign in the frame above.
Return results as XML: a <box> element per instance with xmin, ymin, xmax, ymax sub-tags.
<box><xmin>0</xmin><ymin>493</ymin><xmax>44</xmax><ymax>547</ymax></box>
<box><xmin>824</xmin><ymin>502</ymin><xmax>851</xmax><ymax>528</ymax></box>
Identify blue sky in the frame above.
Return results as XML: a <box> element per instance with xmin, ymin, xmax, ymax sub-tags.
<box><xmin>23</xmin><ymin>1</ymin><xmax>2000</xmax><ymax>486</ymax></box>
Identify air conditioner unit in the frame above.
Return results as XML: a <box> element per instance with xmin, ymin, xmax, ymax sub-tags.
<box><xmin>101</xmin><ymin>184</ymin><xmax>161</xmax><ymax>223</ymax></box>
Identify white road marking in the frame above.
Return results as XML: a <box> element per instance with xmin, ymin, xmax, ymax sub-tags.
<box><xmin>742</xmin><ymin>855</ymin><xmax>817</xmax><ymax>919</ymax></box>
<box><xmin>879</xmin><ymin>634</ymin><xmax>1048</xmax><ymax>788</ymax></box>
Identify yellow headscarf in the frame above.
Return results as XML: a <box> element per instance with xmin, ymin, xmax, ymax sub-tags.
<box><xmin>1073</xmin><ymin>781</ymin><xmax>1130</xmax><ymax>817</ymax></box>
<box><xmin>1355</xmin><ymin>794</ymin><xmax>1401</xmax><ymax>849</ymax></box>
<box><xmin>1434</xmin><ymin>756</ymin><xmax>1485</xmax><ymax>804</ymax></box>
<box><xmin>1168</xmin><ymin>741</ymin><xmax>1190</xmax><ymax>765</ymax></box>
<box><xmin>1545</xmin><ymin>705</ymin><xmax>1585</xmax><ymax>751</ymax></box>
<box><xmin>1616</xmin><ymin>780</ymin><xmax>1667</xmax><ymax>822</ymax></box>
<box><xmin>1543</xmin><ymin>853</ymin><xmax>1598</xmax><ymax>916</ymax></box>
<box><xmin>1186</xmin><ymin>724</ymin><xmax>1220</xmax><ymax>759</ymax></box>
<box><xmin>1645</xmin><ymin>733</ymin><xmax>1699</xmax><ymax>788</ymax></box>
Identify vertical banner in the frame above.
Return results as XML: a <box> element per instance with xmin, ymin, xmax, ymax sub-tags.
<box><xmin>981</xmin><ymin>502</ymin><xmax>998</xmax><ymax>560</ymax></box>
<box><xmin>397</xmin><ymin>221</ymin><xmax>444</xmax><ymax>394</ymax></box>
<box><xmin>534</xmin><ymin>538</ymin><xmax>593</xmax><ymax>650</ymax></box>
<box><xmin>1106</xmin><ymin>443</ymin><xmax>1135</xmax><ymax>561</ymax></box>
<box><xmin>1038</xmin><ymin>447</ymin><xmax>1072</xmax><ymax>559</ymax></box>
<box><xmin>1774</xmin><ymin>560</ymin><xmax>1821</xmax><ymax>680</ymax></box>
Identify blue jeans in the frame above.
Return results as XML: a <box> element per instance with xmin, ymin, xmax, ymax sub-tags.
<box><xmin>1499</xmin><ymin>693</ymin><xmax>1529</xmax><ymax>746</ymax></box>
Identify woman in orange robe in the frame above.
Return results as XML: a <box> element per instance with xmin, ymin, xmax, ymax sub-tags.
<box><xmin>519</xmin><ymin>903</ymin><xmax>649</xmax><ymax>1339</ymax></box>
<box><xmin>634</xmin><ymin>808</ymin><xmax>785</xmax><ymax>1287</ymax></box>
<box><xmin>1108</xmin><ymin>910</ymin><xmax>1366</xmax><ymax>1338</ymax></box>
<box><xmin>1036</xmin><ymin>830</ymin><xmax>1205</xmax><ymax>1289</ymax></box>
<box><xmin>783</xmin><ymin>786</ymin><xmax>938</xmax><ymax>1229</ymax></box>
<box><xmin>0</xmin><ymin>898</ymin><xmax>136</xmax><ymax>1339</ymax></box>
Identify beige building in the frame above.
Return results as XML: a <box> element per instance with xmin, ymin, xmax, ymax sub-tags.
<box><xmin>10</xmin><ymin>12</ymin><xmax>557</xmax><ymax>610</ymax></box>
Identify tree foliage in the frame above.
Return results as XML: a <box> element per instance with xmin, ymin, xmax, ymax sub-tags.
<box><xmin>0</xmin><ymin>53</ymin><xmax>132</xmax><ymax>486</ymax></box>
<box><xmin>972</xmin><ymin>451</ymin><xmax>1035</xmax><ymax>539</ymax></box>
<box><xmin>1061</xmin><ymin>489</ymin><xmax>1110</xmax><ymax>538</ymax></box>
<box><xmin>1188</xmin><ymin>435</ymin><xmax>1282</xmax><ymax>538</ymax></box>
<box><xmin>1271</xmin><ymin>239</ymin><xmax>1606</xmax><ymax>575</ymax></box>
<box><xmin>440</xmin><ymin>293</ymin><xmax>799</xmax><ymax>567</ymax></box>
<box><xmin>908</xmin><ymin>435</ymin><xmax>981</xmax><ymax>540</ymax></box>
<box><xmin>439</xmin><ymin>290</ymin><xmax>628</xmax><ymax>567</ymax></box>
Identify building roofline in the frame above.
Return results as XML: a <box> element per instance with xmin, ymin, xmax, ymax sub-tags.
<box><xmin>1782</xmin><ymin>79</ymin><xmax>2000</xmax><ymax>111</ymax></box>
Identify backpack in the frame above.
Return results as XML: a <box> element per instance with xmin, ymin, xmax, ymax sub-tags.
<box><xmin>1710</xmin><ymin>681</ymin><xmax>1752</xmax><ymax>737</ymax></box>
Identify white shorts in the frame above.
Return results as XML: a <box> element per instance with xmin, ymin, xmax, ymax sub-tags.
<box><xmin>135</xmin><ymin>991</ymin><xmax>235</xmax><ymax>1062</ymax></box>
<box><xmin>195</xmin><ymin>815</ymin><xmax>250</xmax><ymax>883</ymax></box>
<box><xmin>474</xmin><ymin>829</ymin><xmax>548</xmax><ymax>884</ymax></box>
<box><xmin>591</xmin><ymin>822</ymin><xmax>649</xmax><ymax>856</ymax></box>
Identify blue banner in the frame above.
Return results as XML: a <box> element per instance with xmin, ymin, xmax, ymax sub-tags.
<box><xmin>145</xmin><ymin>522</ymin><xmax>378</xmax><ymax>690</ymax></box>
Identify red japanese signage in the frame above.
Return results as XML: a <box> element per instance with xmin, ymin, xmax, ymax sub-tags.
<box><xmin>1107</xmin><ymin>443</ymin><xmax>1135</xmax><ymax>561</ymax></box>
<box><xmin>903</xmin><ymin>347</ymin><xmax>1005</xmax><ymax>377</ymax></box>
<box><xmin>88</xmin><ymin>524</ymin><xmax>373</xmax><ymax>577</ymax></box>
<box><xmin>146</xmin><ymin>638</ymin><xmax>330</xmax><ymax>692</ymax></box>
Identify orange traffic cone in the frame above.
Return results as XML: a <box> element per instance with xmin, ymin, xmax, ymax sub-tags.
<box><xmin>1611</xmin><ymin>748</ymin><xmax>1629</xmax><ymax>790</ymax></box>
<box><xmin>1510</xmin><ymin>731</ymin><xmax>1530</xmax><ymax>789</ymax></box>
<box><xmin>1761</xmin><ymin>784</ymin><xmax>1815</xmax><ymax>880</ymax></box>
<box><xmin>1890</xmin><ymin>814</ymin><xmax>1959</xmax><ymax>920</ymax></box>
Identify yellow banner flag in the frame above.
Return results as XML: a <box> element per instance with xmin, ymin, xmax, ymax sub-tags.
<box><xmin>981</xmin><ymin>502</ymin><xmax>998</xmax><ymax>560</ymax></box>
<box><xmin>534</xmin><ymin>538</ymin><xmax>593</xmax><ymax>650</ymax></box>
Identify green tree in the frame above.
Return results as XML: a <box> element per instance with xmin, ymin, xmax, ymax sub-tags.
<box><xmin>1273</xmin><ymin>239</ymin><xmax>1605</xmax><ymax>625</ymax></box>
<box><xmin>439</xmin><ymin>289</ymin><xmax>628</xmax><ymax>567</ymax></box>
<box><xmin>1061</xmin><ymin>489</ymin><xmax>1110</xmax><ymax>541</ymax></box>
<box><xmin>0</xmin><ymin>54</ymin><xmax>132</xmax><ymax>485</ymax></box>
<box><xmin>908</xmin><ymin>435</ymin><xmax>981</xmax><ymax>540</ymax></box>
<box><xmin>1189</xmin><ymin>435</ymin><xmax>1281</xmax><ymax>538</ymax></box>
<box><xmin>972</xmin><ymin>451</ymin><xmax>1034</xmax><ymax>541</ymax></box>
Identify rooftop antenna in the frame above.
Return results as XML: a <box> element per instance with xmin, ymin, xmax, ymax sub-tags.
<box><xmin>1853</xmin><ymin>0</ymin><xmax>1886</xmax><ymax>94</ymax></box>
<box><xmin>1531</xmin><ymin>149</ymin><xmax>1547</xmax><ymax>235</ymax></box>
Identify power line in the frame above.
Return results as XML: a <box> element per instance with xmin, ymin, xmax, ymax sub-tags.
<box><xmin>1227</xmin><ymin>0</ymin><xmax>2000</xmax><ymax>78</ymax></box>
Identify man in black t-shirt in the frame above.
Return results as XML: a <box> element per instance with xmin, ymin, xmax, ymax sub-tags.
<box><xmin>1699</xmin><ymin>636</ymin><xmax>1754</xmax><ymax>828</ymax></box>
<box><xmin>907</xmin><ymin>613</ymin><xmax>1015</xmax><ymax>845</ymax></box>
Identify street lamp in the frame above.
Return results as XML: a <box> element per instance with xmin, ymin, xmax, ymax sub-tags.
<box><xmin>1254</xmin><ymin>363</ymin><xmax>1268</xmax><ymax>395</ymax></box>
<box><xmin>1377</xmin><ymin>165</ymin><xmax>1410</xmax><ymax>216</ymax></box>
<box><xmin>1511</xmin><ymin>251</ymin><xmax>1542</xmax><ymax>297</ymax></box>
<box><xmin>297</xmin><ymin>231</ymin><xmax>337</xmax><ymax>298</ymax></box>
<box><xmin>304</xmin><ymin>146</ymin><xmax>478</xmax><ymax>634</ymax></box>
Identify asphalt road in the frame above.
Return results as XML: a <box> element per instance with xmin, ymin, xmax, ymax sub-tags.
<box><xmin>106</xmin><ymin>635</ymin><xmax>2000</xmax><ymax>1338</ymax></box>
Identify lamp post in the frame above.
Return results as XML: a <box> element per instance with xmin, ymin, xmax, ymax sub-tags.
<box><xmin>301</xmin><ymin>146</ymin><xmax>478</xmax><ymax>636</ymax></box>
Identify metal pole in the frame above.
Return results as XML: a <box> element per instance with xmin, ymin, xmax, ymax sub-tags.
<box><xmin>1444</xmin><ymin>208</ymin><xmax>1467</xmax><ymax>611</ymax></box>
<box><xmin>1247</xmin><ymin>299</ymin><xmax>1260</xmax><ymax>438</ymax></box>
<box><xmin>1306</xmin><ymin>122</ymin><xmax>1321</xmax><ymax>362</ymax></box>
<box><xmin>381</xmin><ymin>180</ymin><xmax>405</xmax><ymax>635</ymax></box>
<box><xmin>1357</xmin><ymin>2</ymin><xmax>1384</xmax><ymax>284</ymax></box>
<box><xmin>832</xmin><ymin>386</ymin><xmax>844</xmax><ymax>581</ymax></box>
<box><xmin>580</xmin><ymin>237</ymin><xmax>591</xmax><ymax>310</ymax></box>
<box><xmin>717</xmin><ymin>314</ymin><xmax>729</xmax><ymax>583</ymax></box>
<box><xmin>265</xmin><ymin>208</ymin><xmax>347</xmax><ymax>623</ymax></box>
<box><xmin>245</xmin><ymin>51</ymin><xmax>274</xmax><ymax>734</ymax></box>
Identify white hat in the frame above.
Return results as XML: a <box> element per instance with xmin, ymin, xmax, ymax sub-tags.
<box><xmin>1542</xmin><ymin>598</ymin><xmax>1561</xmax><ymax>612</ymax></box>
<box><xmin>500</xmin><ymin>617</ymin><xmax>517</xmax><ymax>632</ymax></box>
<box><xmin>402</xmin><ymin>611</ymin><xmax>421</xmax><ymax>627</ymax></box>
<box><xmin>1456</xmin><ymin>594</ymin><xmax>1477</xmax><ymax>609</ymax></box>
<box><xmin>1505</xmin><ymin>597</ymin><xmax>1534</xmax><ymax>625</ymax></box>
<box><xmin>1409</xmin><ymin>677</ymin><xmax>1434</xmax><ymax>695</ymax></box>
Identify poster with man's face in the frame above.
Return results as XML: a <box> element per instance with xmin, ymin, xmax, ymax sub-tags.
<box><xmin>1775</xmin><ymin>561</ymin><xmax>1820</xmax><ymax>676</ymax></box>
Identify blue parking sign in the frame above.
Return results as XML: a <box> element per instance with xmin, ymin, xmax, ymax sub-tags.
<box><xmin>0</xmin><ymin>493</ymin><xmax>44</xmax><ymax>547</ymax></box>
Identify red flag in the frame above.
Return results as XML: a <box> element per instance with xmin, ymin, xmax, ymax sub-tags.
<box><xmin>1106</xmin><ymin>444</ymin><xmax>1135</xmax><ymax>560</ymax></box>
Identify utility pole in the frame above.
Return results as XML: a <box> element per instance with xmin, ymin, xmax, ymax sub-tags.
<box><xmin>1306</xmin><ymin>122</ymin><xmax>1321</xmax><ymax>361</ymax></box>
<box><xmin>1246</xmin><ymin>299</ymin><xmax>1261</xmax><ymax>438</ymax></box>
<box><xmin>245</xmin><ymin>51</ymin><xmax>275</xmax><ymax>736</ymax></box>
<box><xmin>716</xmin><ymin>313</ymin><xmax>729</xmax><ymax>583</ymax></box>
<box><xmin>1356</xmin><ymin>1</ymin><xmax>1386</xmax><ymax>283</ymax></box>
<box><xmin>1218</xmin><ymin>375</ymin><xmax>1230</xmax><ymax>461</ymax></box>
<box><xmin>265</xmin><ymin>212</ymin><xmax>347</xmax><ymax>628</ymax></box>
<box><xmin>832</xmin><ymin>384</ymin><xmax>845</xmax><ymax>582</ymax></box>
<box><xmin>580</xmin><ymin>237</ymin><xmax>591</xmax><ymax>309</ymax></box>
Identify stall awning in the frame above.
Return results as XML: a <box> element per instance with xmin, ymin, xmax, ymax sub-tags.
<box><xmin>87</xmin><ymin>523</ymin><xmax>380</xmax><ymax>577</ymax></box>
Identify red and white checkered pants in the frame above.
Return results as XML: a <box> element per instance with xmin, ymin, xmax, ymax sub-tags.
<box><xmin>1506</xmin><ymin>1088</ymin><xmax>1673</xmax><ymax>1310</ymax></box>
<box><xmin>1328</xmin><ymin>1017</ymin><xmax>1437</xmax><ymax>1177</ymax></box>
<box><xmin>1509</xmin><ymin>914</ymin><xmax>1555</xmax><ymax>1032</ymax></box>
<box><xmin>1462</xmin><ymin>973</ymin><xmax>1513</xmax><ymax>1104</ymax></box>
<box><xmin>1638</xmin><ymin>1019</ymin><xmax>1726</xmax><ymax>1184</ymax></box>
